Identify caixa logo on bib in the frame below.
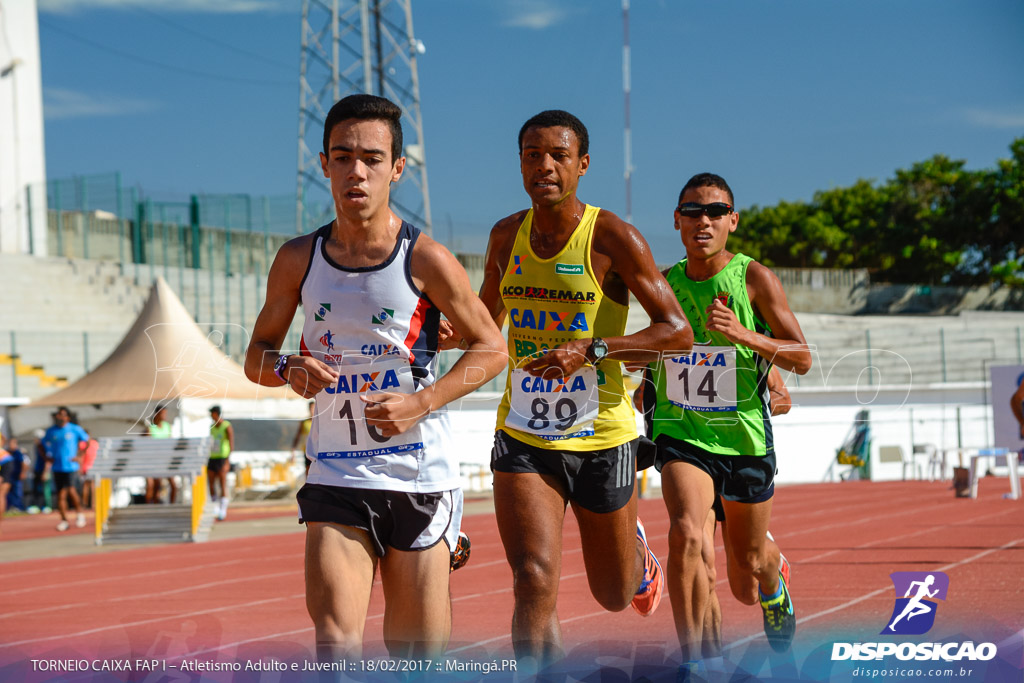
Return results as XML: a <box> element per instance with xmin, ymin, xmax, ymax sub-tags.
<box><xmin>883</xmin><ymin>571</ymin><xmax>949</xmax><ymax>635</ymax></box>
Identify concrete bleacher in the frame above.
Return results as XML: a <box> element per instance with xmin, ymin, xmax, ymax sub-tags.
<box><xmin>2</xmin><ymin>250</ymin><xmax>1022</xmax><ymax>401</ymax></box>
<box><xmin>623</xmin><ymin>301</ymin><xmax>1022</xmax><ymax>389</ymax></box>
<box><xmin>0</xmin><ymin>252</ymin><xmax>305</xmax><ymax>399</ymax></box>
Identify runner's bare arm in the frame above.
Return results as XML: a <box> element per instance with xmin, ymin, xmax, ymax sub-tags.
<box><xmin>478</xmin><ymin>214</ymin><xmax>525</xmax><ymax>329</ymax></box>
<box><xmin>523</xmin><ymin>213</ymin><xmax>691</xmax><ymax>377</ymax></box>
<box><xmin>436</xmin><ymin>215</ymin><xmax>520</xmax><ymax>351</ymax></box>
<box><xmin>244</xmin><ymin>236</ymin><xmax>340</xmax><ymax>398</ymax></box>
<box><xmin>599</xmin><ymin>215</ymin><xmax>692</xmax><ymax>360</ymax></box>
<box><xmin>362</xmin><ymin>234</ymin><xmax>507</xmax><ymax>433</ymax></box>
<box><xmin>705</xmin><ymin>261</ymin><xmax>812</xmax><ymax>375</ymax></box>
<box><xmin>767</xmin><ymin>366</ymin><xmax>791</xmax><ymax>416</ymax></box>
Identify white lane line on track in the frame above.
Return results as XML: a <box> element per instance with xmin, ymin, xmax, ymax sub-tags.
<box><xmin>0</xmin><ymin>570</ymin><xmax>298</xmax><ymax>621</ymax></box>
<box><xmin>0</xmin><ymin>594</ymin><xmax>306</xmax><ymax>650</ymax></box>
<box><xmin>722</xmin><ymin>536</ymin><xmax>1024</xmax><ymax>652</ymax></box>
<box><xmin>0</xmin><ymin>551</ymin><xmax>297</xmax><ymax>598</ymax></box>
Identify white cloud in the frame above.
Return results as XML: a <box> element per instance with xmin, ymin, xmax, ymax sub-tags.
<box><xmin>963</xmin><ymin>107</ymin><xmax>1024</xmax><ymax>130</ymax></box>
<box><xmin>44</xmin><ymin>87</ymin><xmax>158</xmax><ymax>120</ymax></box>
<box><xmin>500</xmin><ymin>1</ymin><xmax>573</xmax><ymax>30</ymax></box>
<box><xmin>38</xmin><ymin>0</ymin><xmax>285</xmax><ymax>14</ymax></box>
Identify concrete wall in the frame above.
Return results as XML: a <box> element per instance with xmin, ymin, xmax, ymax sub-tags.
<box><xmin>0</xmin><ymin>0</ymin><xmax>48</xmax><ymax>256</ymax></box>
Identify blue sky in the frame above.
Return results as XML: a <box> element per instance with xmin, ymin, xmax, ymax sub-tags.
<box><xmin>35</xmin><ymin>0</ymin><xmax>1024</xmax><ymax>256</ymax></box>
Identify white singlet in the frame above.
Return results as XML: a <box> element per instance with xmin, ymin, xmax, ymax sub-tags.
<box><xmin>298</xmin><ymin>221</ymin><xmax>457</xmax><ymax>493</ymax></box>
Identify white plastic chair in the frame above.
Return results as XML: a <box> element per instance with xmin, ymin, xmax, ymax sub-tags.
<box><xmin>877</xmin><ymin>445</ymin><xmax>921</xmax><ymax>481</ymax></box>
<box><xmin>913</xmin><ymin>443</ymin><xmax>945</xmax><ymax>481</ymax></box>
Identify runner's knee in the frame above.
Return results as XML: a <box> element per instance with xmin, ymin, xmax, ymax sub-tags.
<box><xmin>667</xmin><ymin>515</ymin><xmax>704</xmax><ymax>563</ymax></box>
<box><xmin>510</xmin><ymin>555</ymin><xmax>559</xmax><ymax>604</ymax></box>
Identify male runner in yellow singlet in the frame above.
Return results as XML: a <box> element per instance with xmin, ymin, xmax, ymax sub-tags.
<box><xmin>475</xmin><ymin>110</ymin><xmax>693</xmax><ymax>664</ymax></box>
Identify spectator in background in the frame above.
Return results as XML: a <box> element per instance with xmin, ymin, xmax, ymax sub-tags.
<box><xmin>79</xmin><ymin>431</ymin><xmax>99</xmax><ymax>509</ymax></box>
<box><xmin>146</xmin><ymin>404</ymin><xmax>178</xmax><ymax>504</ymax></box>
<box><xmin>42</xmin><ymin>406</ymin><xmax>89</xmax><ymax>531</ymax></box>
<box><xmin>291</xmin><ymin>401</ymin><xmax>314</xmax><ymax>475</ymax></box>
<box><xmin>4</xmin><ymin>436</ymin><xmax>28</xmax><ymax>512</ymax></box>
<box><xmin>29</xmin><ymin>426</ymin><xmax>52</xmax><ymax>513</ymax></box>
<box><xmin>208</xmin><ymin>406</ymin><xmax>234</xmax><ymax>521</ymax></box>
<box><xmin>1</xmin><ymin>434</ymin><xmax>13</xmax><ymax>533</ymax></box>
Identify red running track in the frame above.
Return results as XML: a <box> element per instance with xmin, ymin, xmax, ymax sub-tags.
<box><xmin>0</xmin><ymin>478</ymin><xmax>1022</xmax><ymax>680</ymax></box>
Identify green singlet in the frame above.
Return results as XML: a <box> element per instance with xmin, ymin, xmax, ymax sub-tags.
<box><xmin>650</xmin><ymin>253</ymin><xmax>774</xmax><ymax>456</ymax></box>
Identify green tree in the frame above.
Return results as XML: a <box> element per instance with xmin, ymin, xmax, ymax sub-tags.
<box><xmin>728</xmin><ymin>137</ymin><xmax>1022</xmax><ymax>287</ymax></box>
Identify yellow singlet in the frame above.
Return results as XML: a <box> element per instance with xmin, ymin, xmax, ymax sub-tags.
<box><xmin>495</xmin><ymin>204</ymin><xmax>636</xmax><ymax>451</ymax></box>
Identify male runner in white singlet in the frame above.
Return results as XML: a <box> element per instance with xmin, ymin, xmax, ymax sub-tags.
<box><xmin>245</xmin><ymin>94</ymin><xmax>505</xmax><ymax>660</ymax></box>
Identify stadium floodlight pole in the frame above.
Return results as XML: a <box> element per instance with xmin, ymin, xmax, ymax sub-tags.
<box><xmin>296</xmin><ymin>0</ymin><xmax>433</xmax><ymax>235</ymax></box>
<box><xmin>622</xmin><ymin>0</ymin><xmax>633</xmax><ymax>224</ymax></box>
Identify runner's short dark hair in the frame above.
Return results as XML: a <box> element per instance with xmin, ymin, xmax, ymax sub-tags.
<box><xmin>679</xmin><ymin>173</ymin><xmax>734</xmax><ymax>206</ymax></box>
<box><xmin>322</xmin><ymin>94</ymin><xmax>404</xmax><ymax>163</ymax></box>
<box><xmin>518</xmin><ymin>110</ymin><xmax>589</xmax><ymax>157</ymax></box>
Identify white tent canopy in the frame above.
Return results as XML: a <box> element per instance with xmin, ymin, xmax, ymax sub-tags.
<box><xmin>29</xmin><ymin>276</ymin><xmax>291</xmax><ymax>406</ymax></box>
<box><xmin>13</xmin><ymin>277</ymin><xmax>300</xmax><ymax>436</ymax></box>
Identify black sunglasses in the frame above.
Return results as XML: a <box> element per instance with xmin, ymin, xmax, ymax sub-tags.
<box><xmin>676</xmin><ymin>202</ymin><xmax>734</xmax><ymax>219</ymax></box>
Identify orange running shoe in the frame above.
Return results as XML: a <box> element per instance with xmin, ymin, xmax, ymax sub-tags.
<box><xmin>630</xmin><ymin>518</ymin><xmax>663</xmax><ymax>617</ymax></box>
<box><xmin>450</xmin><ymin>531</ymin><xmax>471</xmax><ymax>573</ymax></box>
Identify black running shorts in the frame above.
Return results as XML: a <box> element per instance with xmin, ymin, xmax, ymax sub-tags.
<box><xmin>206</xmin><ymin>457</ymin><xmax>229</xmax><ymax>474</ymax></box>
<box><xmin>491</xmin><ymin>430</ymin><xmax>637</xmax><ymax>513</ymax></box>
<box><xmin>295</xmin><ymin>483</ymin><xmax>461</xmax><ymax>557</ymax></box>
<box><xmin>52</xmin><ymin>471</ymin><xmax>79</xmax><ymax>492</ymax></box>
<box><xmin>655</xmin><ymin>435</ymin><xmax>776</xmax><ymax>504</ymax></box>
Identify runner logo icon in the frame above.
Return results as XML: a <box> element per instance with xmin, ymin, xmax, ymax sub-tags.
<box><xmin>882</xmin><ymin>571</ymin><xmax>949</xmax><ymax>635</ymax></box>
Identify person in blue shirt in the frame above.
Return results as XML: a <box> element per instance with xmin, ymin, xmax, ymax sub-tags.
<box><xmin>1</xmin><ymin>434</ymin><xmax>14</xmax><ymax>534</ymax></box>
<box><xmin>42</xmin><ymin>406</ymin><xmax>89</xmax><ymax>531</ymax></box>
<box><xmin>3</xmin><ymin>436</ymin><xmax>28</xmax><ymax>512</ymax></box>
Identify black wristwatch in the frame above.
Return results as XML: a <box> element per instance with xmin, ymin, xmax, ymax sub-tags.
<box><xmin>588</xmin><ymin>337</ymin><xmax>609</xmax><ymax>364</ymax></box>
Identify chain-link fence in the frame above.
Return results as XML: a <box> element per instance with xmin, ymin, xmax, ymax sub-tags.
<box><xmin>31</xmin><ymin>172</ymin><xmax>317</xmax><ymax>276</ymax></box>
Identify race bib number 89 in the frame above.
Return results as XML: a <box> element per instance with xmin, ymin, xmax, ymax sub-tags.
<box><xmin>315</xmin><ymin>356</ymin><xmax>424</xmax><ymax>458</ymax></box>
<box><xmin>507</xmin><ymin>367</ymin><xmax>599</xmax><ymax>440</ymax></box>
<box><xmin>664</xmin><ymin>346</ymin><xmax>738</xmax><ymax>412</ymax></box>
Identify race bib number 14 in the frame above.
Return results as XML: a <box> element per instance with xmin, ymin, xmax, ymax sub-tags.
<box><xmin>507</xmin><ymin>367</ymin><xmax>599</xmax><ymax>440</ymax></box>
<box><xmin>664</xmin><ymin>346</ymin><xmax>738</xmax><ymax>412</ymax></box>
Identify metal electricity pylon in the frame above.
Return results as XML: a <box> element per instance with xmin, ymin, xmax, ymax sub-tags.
<box><xmin>296</xmin><ymin>0</ymin><xmax>432</xmax><ymax>235</ymax></box>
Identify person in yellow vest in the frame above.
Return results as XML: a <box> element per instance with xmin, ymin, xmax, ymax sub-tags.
<box><xmin>146</xmin><ymin>404</ymin><xmax>177</xmax><ymax>504</ymax></box>
<box><xmin>466</xmin><ymin>110</ymin><xmax>693</xmax><ymax>665</ymax></box>
<box><xmin>208</xmin><ymin>406</ymin><xmax>234</xmax><ymax>521</ymax></box>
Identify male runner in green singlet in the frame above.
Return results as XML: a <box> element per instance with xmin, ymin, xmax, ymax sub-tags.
<box><xmin>648</xmin><ymin>173</ymin><xmax>811</xmax><ymax>659</ymax></box>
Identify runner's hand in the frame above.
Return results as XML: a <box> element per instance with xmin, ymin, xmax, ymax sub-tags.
<box><xmin>361</xmin><ymin>389</ymin><xmax>432</xmax><ymax>436</ymax></box>
<box><xmin>521</xmin><ymin>339</ymin><xmax>589</xmax><ymax>379</ymax></box>
<box><xmin>284</xmin><ymin>356</ymin><xmax>339</xmax><ymax>399</ymax></box>
<box><xmin>705</xmin><ymin>299</ymin><xmax>751</xmax><ymax>345</ymax></box>
<box><xmin>437</xmin><ymin>319</ymin><xmax>464</xmax><ymax>351</ymax></box>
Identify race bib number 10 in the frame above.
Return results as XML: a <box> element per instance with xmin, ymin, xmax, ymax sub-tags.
<box><xmin>664</xmin><ymin>346</ymin><xmax>738</xmax><ymax>412</ymax></box>
<box><xmin>315</xmin><ymin>356</ymin><xmax>424</xmax><ymax>459</ymax></box>
<box><xmin>507</xmin><ymin>367</ymin><xmax>599</xmax><ymax>440</ymax></box>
